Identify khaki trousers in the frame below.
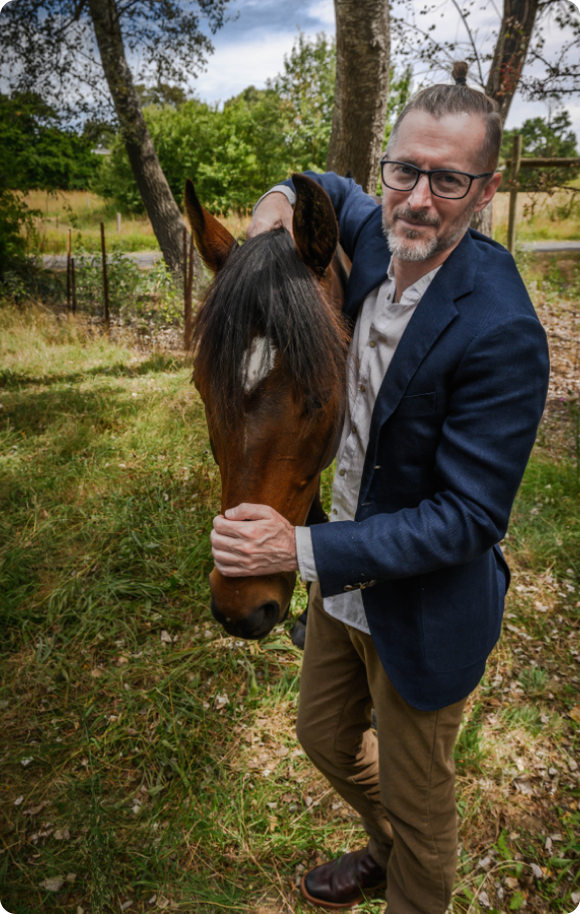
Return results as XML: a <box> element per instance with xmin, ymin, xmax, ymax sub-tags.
<box><xmin>296</xmin><ymin>583</ymin><xmax>467</xmax><ymax>914</ymax></box>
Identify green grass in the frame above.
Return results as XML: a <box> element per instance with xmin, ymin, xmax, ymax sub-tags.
<box><xmin>0</xmin><ymin>304</ymin><xmax>579</xmax><ymax>913</ymax></box>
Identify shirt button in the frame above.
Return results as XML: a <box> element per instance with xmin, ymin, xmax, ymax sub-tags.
<box><xmin>351</xmin><ymin>425</ymin><xmax>356</xmax><ymax>435</ymax></box>
<box><xmin>360</xmin><ymin>385</ymin><xmax>366</xmax><ymax>392</ymax></box>
<box><xmin>339</xmin><ymin>469</ymin><xmax>346</xmax><ymax>476</ymax></box>
<box><xmin>369</xmin><ymin>340</ymin><xmax>376</xmax><ymax>348</ymax></box>
<box><xmin>332</xmin><ymin>508</ymin><xmax>337</xmax><ymax>515</ymax></box>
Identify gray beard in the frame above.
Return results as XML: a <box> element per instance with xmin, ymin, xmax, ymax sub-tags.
<box><xmin>383</xmin><ymin>206</ymin><xmax>476</xmax><ymax>262</ymax></box>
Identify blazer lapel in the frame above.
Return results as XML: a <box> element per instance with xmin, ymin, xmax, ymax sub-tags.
<box><xmin>361</xmin><ymin>230</ymin><xmax>480</xmax><ymax>482</ymax></box>
<box><xmin>344</xmin><ymin>210</ymin><xmax>390</xmax><ymax>325</ymax></box>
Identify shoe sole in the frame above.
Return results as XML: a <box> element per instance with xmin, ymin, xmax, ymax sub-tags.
<box><xmin>300</xmin><ymin>874</ymin><xmax>386</xmax><ymax>910</ymax></box>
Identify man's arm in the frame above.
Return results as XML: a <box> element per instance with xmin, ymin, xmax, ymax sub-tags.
<box><xmin>247</xmin><ymin>172</ymin><xmax>378</xmax><ymax>261</ymax></box>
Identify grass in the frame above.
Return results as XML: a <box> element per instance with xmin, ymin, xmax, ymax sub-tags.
<box><xmin>23</xmin><ymin>191</ymin><xmax>252</xmax><ymax>257</ymax></box>
<box><xmin>493</xmin><ymin>189</ymin><xmax>580</xmax><ymax>245</ymax></box>
<box><xmin>0</xmin><ymin>297</ymin><xmax>579</xmax><ymax>914</ymax></box>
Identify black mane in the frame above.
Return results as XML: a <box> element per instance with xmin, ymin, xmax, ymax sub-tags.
<box><xmin>192</xmin><ymin>228</ymin><xmax>348</xmax><ymax>426</ymax></box>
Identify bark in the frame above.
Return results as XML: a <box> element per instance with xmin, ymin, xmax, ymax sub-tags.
<box><xmin>470</xmin><ymin>206</ymin><xmax>493</xmax><ymax>236</ymax></box>
<box><xmin>485</xmin><ymin>0</ymin><xmax>541</xmax><ymax>125</ymax></box>
<box><xmin>87</xmin><ymin>0</ymin><xmax>185</xmax><ymax>274</ymax></box>
<box><xmin>470</xmin><ymin>0</ymin><xmax>540</xmax><ymax>237</ymax></box>
<box><xmin>327</xmin><ymin>0</ymin><xmax>390</xmax><ymax>195</ymax></box>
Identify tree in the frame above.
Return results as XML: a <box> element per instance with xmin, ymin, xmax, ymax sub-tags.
<box><xmin>95</xmin><ymin>95</ymin><xmax>291</xmax><ymax>215</ymax></box>
<box><xmin>327</xmin><ymin>0</ymin><xmax>391</xmax><ymax>194</ymax></box>
<box><xmin>390</xmin><ymin>0</ymin><xmax>580</xmax><ymax>235</ymax></box>
<box><xmin>0</xmin><ymin>92</ymin><xmax>99</xmax><ymax>191</ymax></box>
<box><xmin>502</xmin><ymin>109</ymin><xmax>579</xmax><ymax>189</ymax></box>
<box><xmin>268</xmin><ymin>31</ymin><xmax>336</xmax><ymax>175</ymax></box>
<box><xmin>0</xmin><ymin>0</ymin><xmax>233</xmax><ymax>273</ymax></box>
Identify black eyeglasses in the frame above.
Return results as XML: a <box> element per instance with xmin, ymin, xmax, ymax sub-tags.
<box><xmin>380</xmin><ymin>158</ymin><xmax>493</xmax><ymax>200</ymax></box>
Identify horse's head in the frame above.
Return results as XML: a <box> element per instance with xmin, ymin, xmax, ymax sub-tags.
<box><xmin>185</xmin><ymin>175</ymin><xmax>348</xmax><ymax>640</ymax></box>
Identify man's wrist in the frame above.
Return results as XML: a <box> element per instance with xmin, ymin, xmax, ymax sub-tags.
<box><xmin>253</xmin><ymin>185</ymin><xmax>296</xmax><ymax>214</ymax></box>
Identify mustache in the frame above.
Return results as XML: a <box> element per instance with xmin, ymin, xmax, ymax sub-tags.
<box><xmin>393</xmin><ymin>207</ymin><xmax>440</xmax><ymax>228</ymax></box>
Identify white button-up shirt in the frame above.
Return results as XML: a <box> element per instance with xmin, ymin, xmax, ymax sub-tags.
<box><xmin>295</xmin><ymin>257</ymin><xmax>441</xmax><ymax>634</ymax></box>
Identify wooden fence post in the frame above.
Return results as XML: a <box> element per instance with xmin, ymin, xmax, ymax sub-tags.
<box><xmin>71</xmin><ymin>256</ymin><xmax>77</xmax><ymax>315</ymax></box>
<box><xmin>66</xmin><ymin>229</ymin><xmax>71</xmax><ymax>313</ymax></box>
<box><xmin>116</xmin><ymin>212</ymin><xmax>121</xmax><ymax>235</ymax></box>
<box><xmin>100</xmin><ymin>222</ymin><xmax>110</xmax><ymax>333</ymax></box>
<box><xmin>507</xmin><ymin>134</ymin><xmax>523</xmax><ymax>256</ymax></box>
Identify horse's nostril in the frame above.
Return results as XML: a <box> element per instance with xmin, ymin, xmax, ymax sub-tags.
<box><xmin>210</xmin><ymin>600</ymin><xmax>281</xmax><ymax>640</ymax></box>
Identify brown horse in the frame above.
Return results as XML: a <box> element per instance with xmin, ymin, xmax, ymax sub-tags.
<box><xmin>185</xmin><ymin>175</ymin><xmax>348</xmax><ymax>640</ymax></box>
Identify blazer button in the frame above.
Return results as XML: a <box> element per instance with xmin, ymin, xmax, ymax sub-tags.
<box><xmin>343</xmin><ymin>584</ymin><xmax>355</xmax><ymax>592</ymax></box>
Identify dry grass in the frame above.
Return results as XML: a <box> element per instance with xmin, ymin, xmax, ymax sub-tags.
<box><xmin>493</xmin><ymin>189</ymin><xmax>580</xmax><ymax>244</ymax></box>
<box><xmin>23</xmin><ymin>191</ymin><xmax>252</xmax><ymax>257</ymax></box>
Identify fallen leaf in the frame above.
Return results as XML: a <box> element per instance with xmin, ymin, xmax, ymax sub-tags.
<box><xmin>39</xmin><ymin>877</ymin><xmax>65</xmax><ymax>892</ymax></box>
<box><xmin>569</xmin><ymin>705</ymin><xmax>580</xmax><ymax>723</ymax></box>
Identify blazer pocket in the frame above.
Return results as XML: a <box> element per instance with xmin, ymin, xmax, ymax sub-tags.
<box><xmin>394</xmin><ymin>391</ymin><xmax>436</xmax><ymax>418</ymax></box>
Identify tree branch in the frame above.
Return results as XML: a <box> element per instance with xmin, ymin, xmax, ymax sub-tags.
<box><xmin>450</xmin><ymin>0</ymin><xmax>485</xmax><ymax>86</ymax></box>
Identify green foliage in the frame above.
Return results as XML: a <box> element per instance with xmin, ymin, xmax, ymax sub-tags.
<box><xmin>0</xmin><ymin>91</ymin><xmax>97</xmax><ymax>275</ymax></box>
<box><xmin>0</xmin><ymin>191</ymin><xmax>35</xmax><ymax>277</ymax></box>
<box><xmin>0</xmin><ymin>92</ymin><xmax>100</xmax><ymax>192</ymax></box>
<box><xmin>267</xmin><ymin>30</ymin><xmax>336</xmax><ymax>174</ymax></box>
<box><xmin>96</xmin><ymin>32</ymin><xmax>338</xmax><ymax>215</ymax></box>
<box><xmin>502</xmin><ymin>110</ymin><xmax>579</xmax><ymax>189</ymax></box>
<box><xmin>384</xmin><ymin>65</ymin><xmax>414</xmax><ymax>145</ymax></box>
<box><xmin>94</xmin><ymin>95</ymin><xmax>290</xmax><ymax>214</ymax></box>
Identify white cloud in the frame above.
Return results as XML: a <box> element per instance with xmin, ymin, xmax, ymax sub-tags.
<box><xmin>192</xmin><ymin>32</ymin><xmax>304</xmax><ymax>103</ymax></box>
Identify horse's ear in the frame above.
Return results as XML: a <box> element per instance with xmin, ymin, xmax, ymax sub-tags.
<box><xmin>184</xmin><ymin>178</ymin><xmax>237</xmax><ymax>273</ymax></box>
<box><xmin>292</xmin><ymin>173</ymin><xmax>338</xmax><ymax>277</ymax></box>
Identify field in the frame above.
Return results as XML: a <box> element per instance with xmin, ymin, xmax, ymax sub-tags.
<box><xmin>23</xmin><ymin>192</ymin><xmax>251</xmax><ymax>257</ymax></box>
<box><xmin>22</xmin><ymin>187</ymin><xmax>580</xmax><ymax>257</ymax></box>
<box><xmin>0</xmin><ymin>253</ymin><xmax>579</xmax><ymax>914</ymax></box>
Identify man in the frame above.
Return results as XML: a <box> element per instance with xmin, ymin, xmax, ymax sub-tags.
<box><xmin>210</xmin><ymin>71</ymin><xmax>549</xmax><ymax>914</ymax></box>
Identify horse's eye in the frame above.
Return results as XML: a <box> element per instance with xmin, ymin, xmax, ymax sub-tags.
<box><xmin>305</xmin><ymin>394</ymin><xmax>324</xmax><ymax>413</ymax></box>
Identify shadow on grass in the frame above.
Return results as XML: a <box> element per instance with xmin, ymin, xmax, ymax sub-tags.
<box><xmin>0</xmin><ymin>353</ymin><xmax>187</xmax><ymax>390</ymax></box>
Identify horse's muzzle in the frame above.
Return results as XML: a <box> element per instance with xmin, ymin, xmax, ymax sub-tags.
<box><xmin>210</xmin><ymin>598</ymin><xmax>287</xmax><ymax>640</ymax></box>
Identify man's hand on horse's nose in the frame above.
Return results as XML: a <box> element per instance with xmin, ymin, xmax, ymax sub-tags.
<box><xmin>211</xmin><ymin>504</ymin><xmax>298</xmax><ymax>577</ymax></box>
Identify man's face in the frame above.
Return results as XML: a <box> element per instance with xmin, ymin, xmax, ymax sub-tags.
<box><xmin>382</xmin><ymin>110</ymin><xmax>498</xmax><ymax>262</ymax></box>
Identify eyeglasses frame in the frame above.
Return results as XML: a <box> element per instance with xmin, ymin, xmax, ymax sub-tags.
<box><xmin>379</xmin><ymin>157</ymin><xmax>494</xmax><ymax>200</ymax></box>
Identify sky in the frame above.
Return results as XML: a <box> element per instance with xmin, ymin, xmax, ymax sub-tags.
<box><xmin>191</xmin><ymin>0</ymin><xmax>580</xmax><ymax>141</ymax></box>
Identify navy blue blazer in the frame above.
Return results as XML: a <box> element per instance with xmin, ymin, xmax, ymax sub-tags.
<box><xmin>284</xmin><ymin>171</ymin><xmax>550</xmax><ymax>711</ymax></box>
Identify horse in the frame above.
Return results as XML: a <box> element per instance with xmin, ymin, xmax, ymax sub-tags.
<box><xmin>184</xmin><ymin>174</ymin><xmax>349</xmax><ymax>641</ymax></box>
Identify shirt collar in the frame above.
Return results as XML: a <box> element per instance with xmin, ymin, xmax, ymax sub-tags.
<box><xmin>386</xmin><ymin>257</ymin><xmax>442</xmax><ymax>305</ymax></box>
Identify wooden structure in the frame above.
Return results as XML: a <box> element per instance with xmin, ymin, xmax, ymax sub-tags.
<box><xmin>503</xmin><ymin>137</ymin><xmax>580</xmax><ymax>255</ymax></box>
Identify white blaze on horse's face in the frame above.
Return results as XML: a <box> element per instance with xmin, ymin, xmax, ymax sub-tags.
<box><xmin>241</xmin><ymin>336</ymin><xmax>276</xmax><ymax>394</ymax></box>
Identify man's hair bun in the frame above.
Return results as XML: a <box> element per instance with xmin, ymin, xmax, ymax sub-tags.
<box><xmin>452</xmin><ymin>61</ymin><xmax>468</xmax><ymax>85</ymax></box>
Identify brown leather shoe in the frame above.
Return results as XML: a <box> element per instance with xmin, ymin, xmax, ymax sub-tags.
<box><xmin>300</xmin><ymin>847</ymin><xmax>387</xmax><ymax>910</ymax></box>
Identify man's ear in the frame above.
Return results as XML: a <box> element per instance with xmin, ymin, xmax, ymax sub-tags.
<box><xmin>473</xmin><ymin>171</ymin><xmax>502</xmax><ymax>214</ymax></box>
<box><xmin>292</xmin><ymin>174</ymin><xmax>339</xmax><ymax>276</ymax></box>
<box><xmin>184</xmin><ymin>178</ymin><xmax>237</xmax><ymax>273</ymax></box>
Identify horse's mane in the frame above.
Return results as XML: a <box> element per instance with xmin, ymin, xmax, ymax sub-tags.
<box><xmin>192</xmin><ymin>228</ymin><xmax>349</xmax><ymax>427</ymax></box>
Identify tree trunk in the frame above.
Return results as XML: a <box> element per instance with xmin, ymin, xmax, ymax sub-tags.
<box><xmin>470</xmin><ymin>206</ymin><xmax>493</xmax><ymax>236</ymax></box>
<box><xmin>485</xmin><ymin>0</ymin><xmax>540</xmax><ymax>125</ymax></box>
<box><xmin>470</xmin><ymin>0</ymin><xmax>540</xmax><ymax>237</ymax></box>
<box><xmin>87</xmin><ymin>0</ymin><xmax>184</xmax><ymax>274</ymax></box>
<box><xmin>327</xmin><ymin>0</ymin><xmax>390</xmax><ymax>195</ymax></box>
